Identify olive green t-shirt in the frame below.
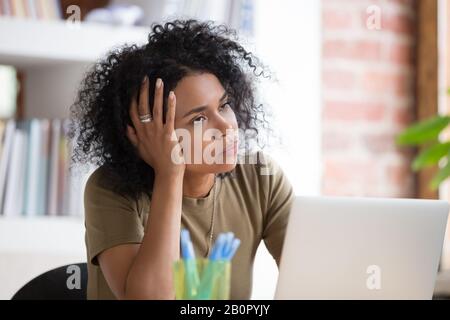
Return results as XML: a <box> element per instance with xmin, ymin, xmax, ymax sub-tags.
<box><xmin>84</xmin><ymin>152</ymin><xmax>295</xmax><ymax>300</ymax></box>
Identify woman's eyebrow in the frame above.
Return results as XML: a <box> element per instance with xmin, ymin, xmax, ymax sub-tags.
<box><xmin>182</xmin><ymin>91</ymin><xmax>228</xmax><ymax>118</ymax></box>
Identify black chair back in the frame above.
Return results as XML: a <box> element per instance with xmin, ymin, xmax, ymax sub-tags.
<box><xmin>12</xmin><ymin>263</ymin><xmax>87</xmax><ymax>300</ymax></box>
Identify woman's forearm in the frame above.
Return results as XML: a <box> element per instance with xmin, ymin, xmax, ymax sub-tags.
<box><xmin>124</xmin><ymin>172</ymin><xmax>183</xmax><ymax>299</ymax></box>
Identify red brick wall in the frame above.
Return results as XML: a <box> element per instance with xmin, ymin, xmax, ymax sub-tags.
<box><xmin>321</xmin><ymin>0</ymin><xmax>417</xmax><ymax>197</ymax></box>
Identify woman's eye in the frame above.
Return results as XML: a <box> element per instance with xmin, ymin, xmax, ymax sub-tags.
<box><xmin>191</xmin><ymin>103</ymin><xmax>231</xmax><ymax>124</ymax></box>
<box><xmin>219</xmin><ymin>102</ymin><xmax>231</xmax><ymax>111</ymax></box>
<box><xmin>193</xmin><ymin>116</ymin><xmax>207</xmax><ymax>124</ymax></box>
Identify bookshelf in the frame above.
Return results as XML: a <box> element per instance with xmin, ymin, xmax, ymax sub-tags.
<box><xmin>0</xmin><ymin>15</ymin><xmax>149</xmax><ymax>298</ymax></box>
<box><xmin>0</xmin><ymin>17</ymin><xmax>148</xmax><ymax>119</ymax></box>
<box><xmin>0</xmin><ymin>16</ymin><xmax>149</xmax><ymax>216</ymax></box>
<box><xmin>0</xmin><ymin>17</ymin><xmax>149</xmax><ymax>67</ymax></box>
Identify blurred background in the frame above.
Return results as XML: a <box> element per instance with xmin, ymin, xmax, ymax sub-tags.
<box><xmin>0</xmin><ymin>0</ymin><xmax>449</xmax><ymax>299</ymax></box>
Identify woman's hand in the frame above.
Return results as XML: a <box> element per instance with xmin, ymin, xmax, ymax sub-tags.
<box><xmin>104</xmin><ymin>77</ymin><xmax>185</xmax><ymax>299</ymax></box>
<box><xmin>127</xmin><ymin>76</ymin><xmax>185</xmax><ymax>177</ymax></box>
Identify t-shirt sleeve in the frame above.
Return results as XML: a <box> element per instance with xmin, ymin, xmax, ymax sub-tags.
<box><xmin>259</xmin><ymin>153</ymin><xmax>295</xmax><ymax>266</ymax></box>
<box><xmin>84</xmin><ymin>169</ymin><xmax>144</xmax><ymax>266</ymax></box>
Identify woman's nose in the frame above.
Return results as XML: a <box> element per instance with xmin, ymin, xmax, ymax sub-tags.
<box><xmin>215</xmin><ymin>114</ymin><xmax>234</xmax><ymax>136</ymax></box>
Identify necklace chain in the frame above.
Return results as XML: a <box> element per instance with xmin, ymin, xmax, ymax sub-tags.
<box><xmin>204</xmin><ymin>174</ymin><xmax>217</xmax><ymax>257</ymax></box>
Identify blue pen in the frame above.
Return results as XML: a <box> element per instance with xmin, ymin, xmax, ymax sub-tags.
<box><xmin>209</xmin><ymin>233</ymin><xmax>227</xmax><ymax>261</ymax></box>
<box><xmin>221</xmin><ymin>232</ymin><xmax>236</xmax><ymax>259</ymax></box>
<box><xmin>197</xmin><ymin>232</ymin><xmax>241</xmax><ymax>299</ymax></box>
<box><xmin>223</xmin><ymin>238</ymin><xmax>241</xmax><ymax>260</ymax></box>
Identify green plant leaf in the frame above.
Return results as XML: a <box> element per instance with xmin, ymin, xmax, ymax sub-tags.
<box><xmin>430</xmin><ymin>156</ymin><xmax>450</xmax><ymax>190</ymax></box>
<box><xmin>412</xmin><ymin>142</ymin><xmax>450</xmax><ymax>171</ymax></box>
<box><xmin>396</xmin><ymin>115</ymin><xmax>450</xmax><ymax>145</ymax></box>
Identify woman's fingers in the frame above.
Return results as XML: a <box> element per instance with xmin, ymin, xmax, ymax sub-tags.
<box><xmin>128</xmin><ymin>76</ymin><xmax>170</xmax><ymax>148</ymax></box>
<box><xmin>165</xmin><ymin>91</ymin><xmax>176</xmax><ymax>133</ymax></box>
<box><xmin>138</xmin><ymin>76</ymin><xmax>150</xmax><ymax>119</ymax></box>
<box><xmin>152</xmin><ymin>78</ymin><xmax>164</xmax><ymax>128</ymax></box>
<box><xmin>129</xmin><ymin>92</ymin><xmax>144</xmax><ymax>137</ymax></box>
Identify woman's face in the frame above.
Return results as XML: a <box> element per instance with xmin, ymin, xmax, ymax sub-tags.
<box><xmin>172</xmin><ymin>72</ymin><xmax>239</xmax><ymax>175</ymax></box>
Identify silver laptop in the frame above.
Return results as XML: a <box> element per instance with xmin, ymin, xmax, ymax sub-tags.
<box><xmin>274</xmin><ymin>196</ymin><xmax>449</xmax><ymax>300</ymax></box>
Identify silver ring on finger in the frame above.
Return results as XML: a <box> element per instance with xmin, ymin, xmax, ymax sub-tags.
<box><xmin>139</xmin><ymin>114</ymin><xmax>153</xmax><ymax>123</ymax></box>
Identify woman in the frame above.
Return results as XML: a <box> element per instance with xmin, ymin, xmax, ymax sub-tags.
<box><xmin>69</xmin><ymin>19</ymin><xmax>294</xmax><ymax>300</ymax></box>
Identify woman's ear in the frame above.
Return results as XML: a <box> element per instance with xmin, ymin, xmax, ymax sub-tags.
<box><xmin>126</xmin><ymin>125</ymin><xmax>138</xmax><ymax>147</ymax></box>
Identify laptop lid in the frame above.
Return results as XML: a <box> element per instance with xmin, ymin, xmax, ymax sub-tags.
<box><xmin>274</xmin><ymin>196</ymin><xmax>449</xmax><ymax>299</ymax></box>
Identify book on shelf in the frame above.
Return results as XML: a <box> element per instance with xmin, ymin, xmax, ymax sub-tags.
<box><xmin>0</xmin><ymin>118</ymin><xmax>92</xmax><ymax>217</ymax></box>
<box><xmin>0</xmin><ymin>0</ymin><xmax>63</xmax><ymax>20</ymax></box>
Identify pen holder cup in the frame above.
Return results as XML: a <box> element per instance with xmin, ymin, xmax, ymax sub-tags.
<box><xmin>173</xmin><ymin>258</ymin><xmax>231</xmax><ymax>300</ymax></box>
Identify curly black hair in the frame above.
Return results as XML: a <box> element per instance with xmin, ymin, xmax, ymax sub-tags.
<box><xmin>68</xmin><ymin>19</ymin><xmax>272</xmax><ymax>203</ymax></box>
